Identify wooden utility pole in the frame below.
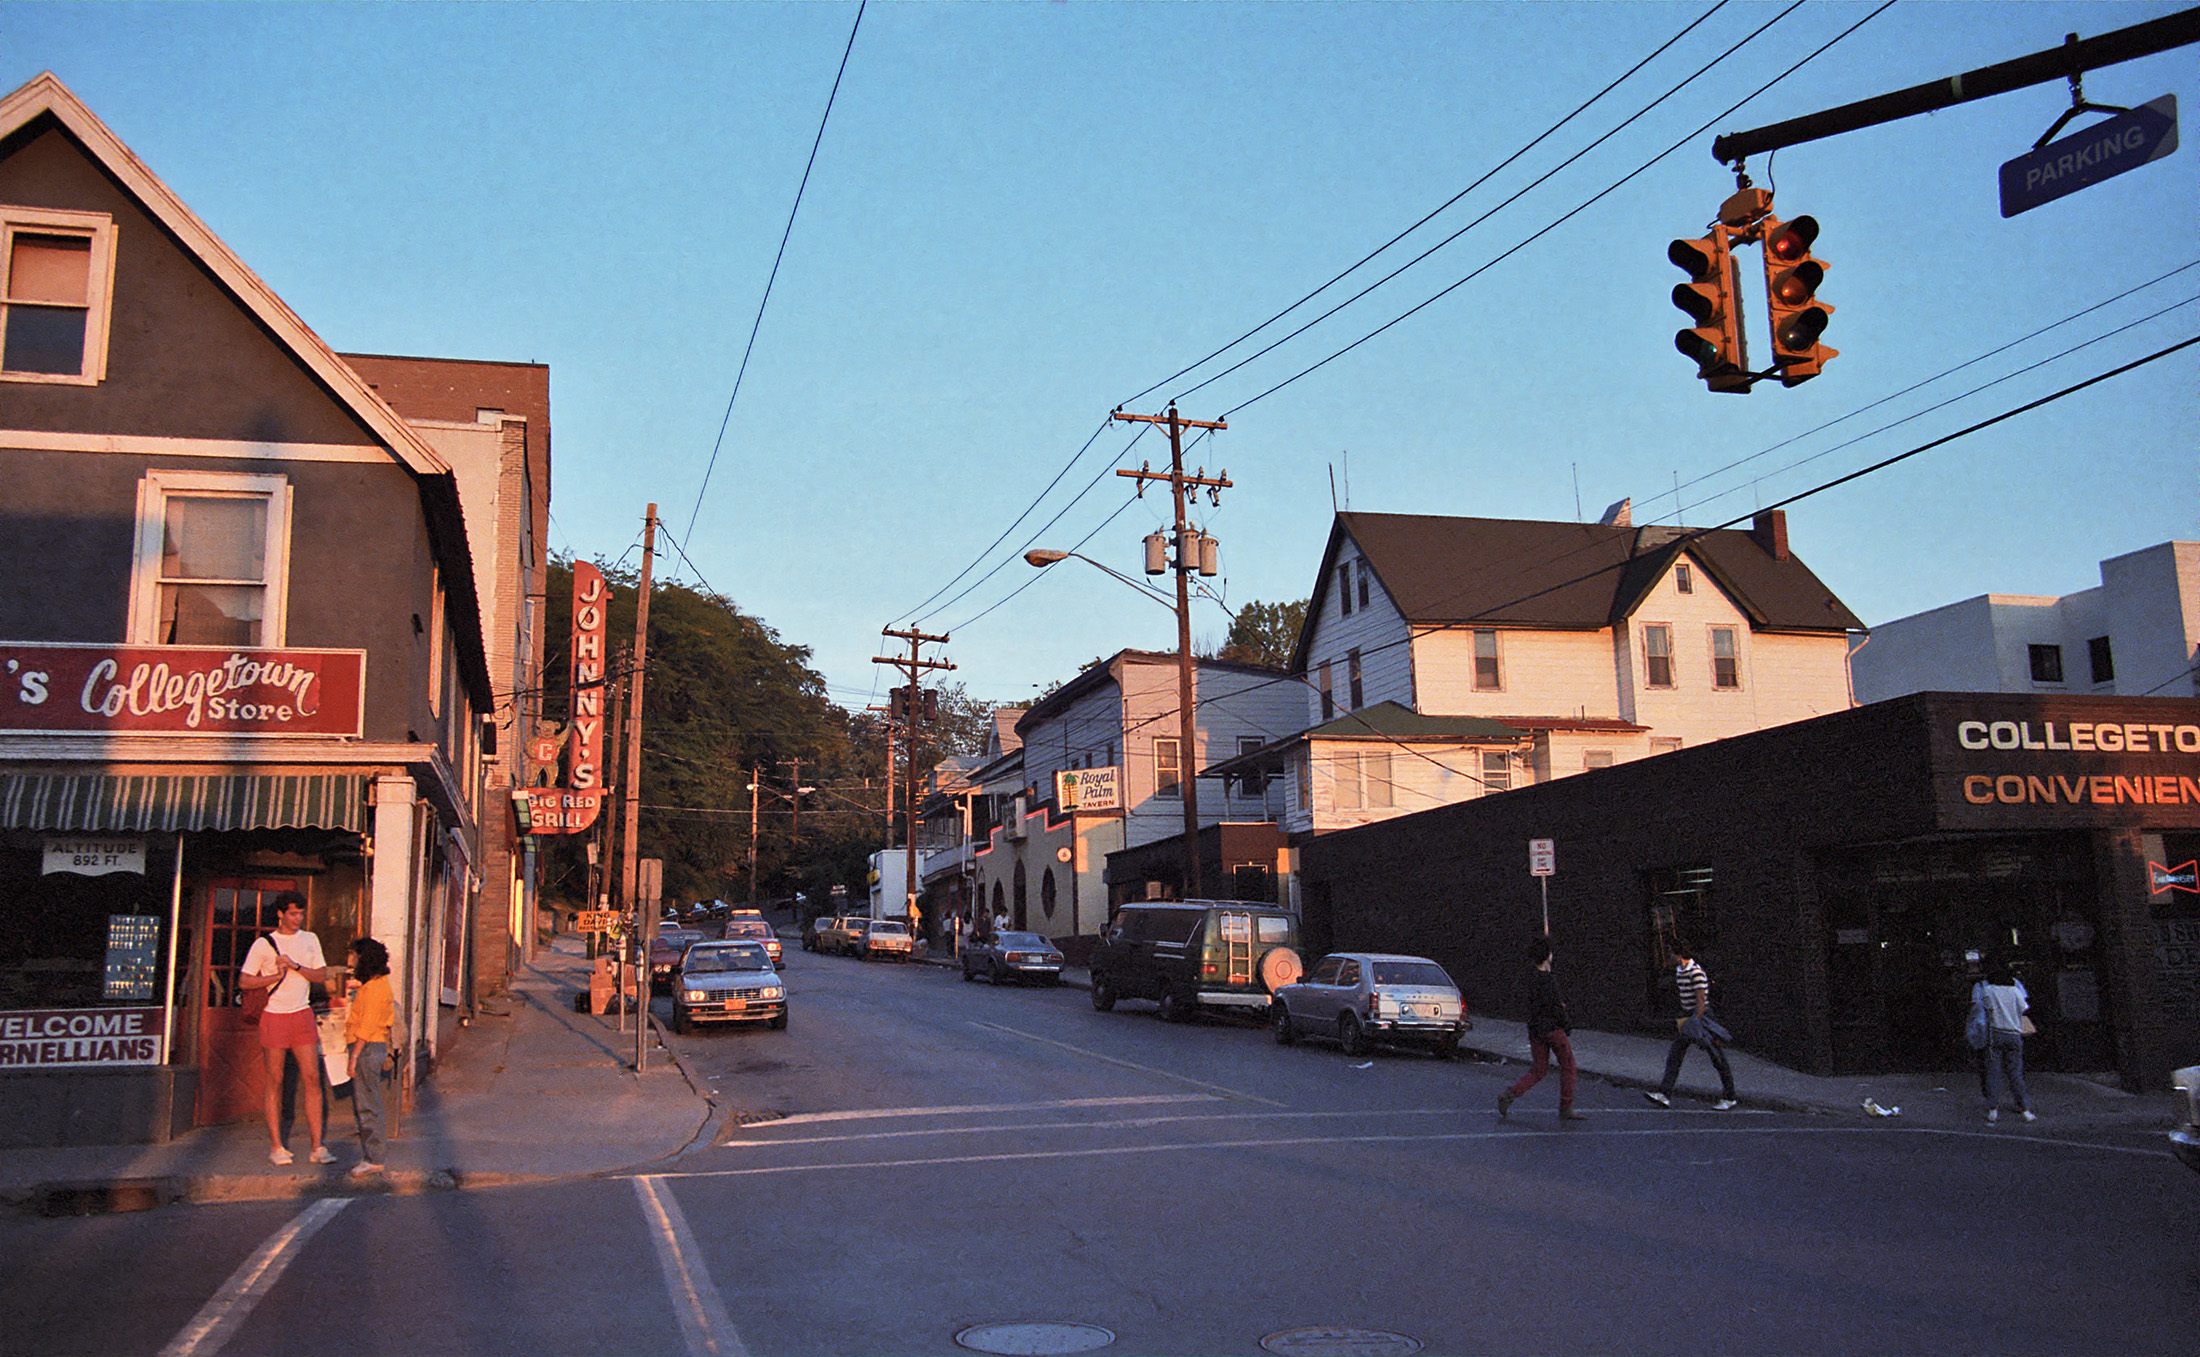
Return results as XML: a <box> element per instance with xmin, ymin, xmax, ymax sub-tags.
<box><xmin>747</xmin><ymin>762</ymin><xmax>764</xmax><ymax>909</ymax></box>
<box><xmin>1112</xmin><ymin>405</ymin><xmax>1228</xmax><ymax>899</ymax></box>
<box><xmin>620</xmin><ymin>505</ymin><xmax>656</xmax><ymax>1072</ymax></box>
<box><xmin>875</xmin><ymin>628</ymin><xmax>953</xmax><ymax>922</ymax></box>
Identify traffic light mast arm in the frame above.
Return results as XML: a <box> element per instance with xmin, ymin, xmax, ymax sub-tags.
<box><xmin>1710</xmin><ymin>8</ymin><xmax>2200</xmax><ymax>163</ymax></box>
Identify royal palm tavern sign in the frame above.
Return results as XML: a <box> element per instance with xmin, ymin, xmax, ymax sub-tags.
<box><xmin>1056</xmin><ymin>767</ymin><xmax>1121</xmax><ymax>812</ymax></box>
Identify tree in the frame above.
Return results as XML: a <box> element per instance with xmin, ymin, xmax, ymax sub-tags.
<box><xmin>1213</xmin><ymin>599</ymin><xmax>1307</xmax><ymax>669</ymax></box>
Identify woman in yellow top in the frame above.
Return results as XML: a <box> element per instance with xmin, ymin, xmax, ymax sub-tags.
<box><xmin>342</xmin><ymin>937</ymin><xmax>395</xmax><ymax>1177</ymax></box>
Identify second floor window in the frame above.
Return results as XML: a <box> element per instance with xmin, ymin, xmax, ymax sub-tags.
<box><xmin>1338</xmin><ymin>562</ymin><xmax>1353</xmax><ymax>615</ymax></box>
<box><xmin>1319</xmin><ymin>661</ymin><xmax>1334</xmax><ymax>720</ymax></box>
<box><xmin>1643</xmin><ymin>624</ymin><xmax>1674</xmax><ymax>688</ymax></box>
<box><xmin>131</xmin><ymin>471</ymin><xmax>291</xmax><ymax>647</ymax></box>
<box><xmin>1348</xmin><ymin>648</ymin><xmax>1363</xmax><ymax>709</ymax></box>
<box><xmin>2088</xmin><ymin>636</ymin><xmax>2114</xmax><ymax>684</ymax></box>
<box><xmin>2</xmin><ymin>207</ymin><xmax>117</xmax><ymax>384</ymax></box>
<box><xmin>1473</xmin><ymin>629</ymin><xmax>1500</xmax><ymax>690</ymax></box>
<box><xmin>1154</xmin><ymin>737</ymin><xmax>1181</xmax><ymax>798</ymax></box>
<box><xmin>1481</xmin><ymin>750</ymin><xmax>1511</xmax><ymax>792</ymax></box>
<box><xmin>2029</xmin><ymin>644</ymin><xmax>2064</xmax><ymax>684</ymax></box>
<box><xmin>1710</xmin><ymin>626</ymin><xmax>1739</xmax><ymax>689</ymax></box>
<box><xmin>1236</xmin><ymin>736</ymin><xmax>1266</xmax><ymax>797</ymax></box>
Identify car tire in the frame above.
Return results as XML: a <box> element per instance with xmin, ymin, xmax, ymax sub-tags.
<box><xmin>1157</xmin><ymin>984</ymin><xmax>1189</xmax><ymax>1024</ymax></box>
<box><xmin>1273</xmin><ymin>1001</ymin><xmax>1296</xmax><ymax>1045</ymax></box>
<box><xmin>1339</xmin><ymin>1011</ymin><xmax>1368</xmax><ymax>1057</ymax></box>
<box><xmin>1091</xmin><ymin>974</ymin><xmax>1117</xmax><ymax>1012</ymax></box>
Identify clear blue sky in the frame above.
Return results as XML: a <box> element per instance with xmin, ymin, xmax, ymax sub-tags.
<box><xmin>8</xmin><ymin>2</ymin><xmax>2193</xmax><ymax>711</ymax></box>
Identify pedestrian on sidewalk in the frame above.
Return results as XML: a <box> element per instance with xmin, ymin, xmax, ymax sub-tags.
<box><xmin>344</xmin><ymin>937</ymin><xmax>395</xmax><ymax>1176</ymax></box>
<box><xmin>1974</xmin><ymin>956</ymin><xmax>2037</xmax><ymax>1124</ymax></box>
<box><xmin>1644</xmin><ymin>940</ymin><xmax>1738</xmax><ymax>1110</ymax></box>
<box><xmin>1498</xmin><ymin>936</ymin><xmax>1584</xmax><ymax>1123</ymax></box>
<box><xmin>240</xmin><ymin>891</ymin><xmax>336</xmax><ymax>1165</ymax></box>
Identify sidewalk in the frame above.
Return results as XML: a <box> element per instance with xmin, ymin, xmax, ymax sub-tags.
<box><xmin>0</xmin><ymin>936</ymin><xmax>713</xmax><ymax>1213</ymax></box>
<box><xmin>921</xmin><ymin>948</ymin><xmax>2179</xmax><ymax>1133</ymax></box>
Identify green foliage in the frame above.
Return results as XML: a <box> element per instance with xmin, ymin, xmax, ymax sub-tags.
<box><xmin>535</xmin><ymin>556</ymin><xmax>885</xmax><ymax>909</ymax></box>
<box><xmin>1214</xmin><ymin>599</ymin><xmax>1307</xmax><ymax>669</ymax></box>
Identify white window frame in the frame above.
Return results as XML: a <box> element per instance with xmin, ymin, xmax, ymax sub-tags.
<box><xmin>1365</xmin><ymin>750</ymin><xmax>1393</xmax><ymax>808</ymax></box>
<box><xmin>1674</xmin><ymin>563</ymin><xmax>1693</xmax><ymax>594</ymax></box>
<box><xmin>129</xmin><ymin>470</ymin><xmax>293</xmax><ymax>647</ymax></box>
<box><xmin>1481</xmin><ymin>749</ymin><xmax>1512</xmax><ymax>792</ymax></box>
<box><xmin>1642</xmin><ymin>623</ymin><xmax>1675</xmax><ymax>689</ymax></box>
<box><xmin>1709</xmin><ymin>625</ymin><xmax>1741</xmax><ymax>690</ymax></box>
<box><xmin>1584</xmin><ymin>749</ymin><xmax>1614</xmax><ymax>770</ymax></box>
<box><xmin>1</xmin><ymin>206</ymin><xmax>119</xmax><ymax>386</ymax></box>
<box><xmin>1154</xmin><ymin>737</ymin><xmax>1181</xmax><ymax>799</ymax></box>
<box><xmin>1333</xmin><ymin>750</ymin><xmax>1363</xmax><ymax>810</ymax></box>
<box><xmin>1472</xmin><ymin>628</ymin><xmax>1502</xmax><ymax>691</ymax></box>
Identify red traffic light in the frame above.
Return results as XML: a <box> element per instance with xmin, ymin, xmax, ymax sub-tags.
<box><xmin>1759</xmin><ymin>212</ymin><xmax>1835</xmax><ymax>386</ymax></box>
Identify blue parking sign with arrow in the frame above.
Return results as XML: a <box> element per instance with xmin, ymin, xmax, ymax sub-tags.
<box><xmin>2001</xmin><ymin>95</ymin><xmax>2178</xmax><ymax>217</ymax></box>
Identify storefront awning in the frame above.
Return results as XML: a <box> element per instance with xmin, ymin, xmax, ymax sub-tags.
<box><xmin>0</xmin><ymin>774</ymin><xmax>366</xmax><ymax>833</ymax></box>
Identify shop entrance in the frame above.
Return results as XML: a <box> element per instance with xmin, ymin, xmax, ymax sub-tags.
<box><xmin>193</xmin><ymin>878</ymin><xmax>297</xmax><ymax>1126</ymax></box>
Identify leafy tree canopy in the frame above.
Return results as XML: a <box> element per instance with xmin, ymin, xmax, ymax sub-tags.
<box><xmin>1212</xmin><ymin>599</ymin><xmax>1307</xmax><ymax>669</ymax></box>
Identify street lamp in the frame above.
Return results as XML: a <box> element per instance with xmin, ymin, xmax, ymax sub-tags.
<box><xmin>1027</xmin><ymin>543</ymin><xmax>1208</xmax><ymax>898</ymax></box>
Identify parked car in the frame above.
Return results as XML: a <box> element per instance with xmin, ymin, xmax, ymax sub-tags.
<box><xmin>650</xmin><ymin>927</ymin><xmax>705</xmax><ymax>993</ymax></box>
<box><xmin>721</xmin><ymin>913</ymin><xmax>783</xmax><ymax>968</ymax></box>
<box><xmin>856</xmin><ymin>917</ymin><xmax>914</xmax><ymax>961</ymax></box>
<box><xmin>825</xmin><ymin>915</ymin><xmax>870</xmax><ymax>956</ymax></box>
<box><xmin>672</xmin><ymin>940</ymin><xmax>787</xmax><ymax>1033</ymax></box>
<box><xmin>1089</xmin><ymin>900</ymin><xmax>1301</xmax><ymax>1023</ymax></box>
<box><xmin>802</xmin><ymin>915</ymin><xmax>837</xmax><ymax>953</ymax></box>
<box><xmin>963</xmin><ymin>930</ymin><xmax>1064</xmax><ymax>985</ymax></box>
<box><xmin>1272</xmin><ymin>952</ymin><xmax>1470</xmax><ymax>1058</ymax></box>
<box><xmin>2173</xmin><ymin>1065</ymin><xmax>2200</xmax><ymax>1175</ymax></box>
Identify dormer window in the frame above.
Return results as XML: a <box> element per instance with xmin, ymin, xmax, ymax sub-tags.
<box><xmin>1675</xmin><ymin>563</ymin><xmax>1693</xmax><ymax>594</ymax></box>
<box><xmin>2</xmin><ymin>207</ymin><xmax>117</xmax><ymax>384</ymax></box>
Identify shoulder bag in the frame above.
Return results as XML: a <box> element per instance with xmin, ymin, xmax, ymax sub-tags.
<box><xmin>1964</xmin><ymin>985</ymin><xmax>1990</xmax><ymax>1050</ymax></box>
<box><xmin>238</xmin><ymin>933</ymin><xmax>277</xmax><ymax>1025</ymax></box>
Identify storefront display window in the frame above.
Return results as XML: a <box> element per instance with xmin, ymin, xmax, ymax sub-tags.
<box><xmin>0</xmin><ymin>830</ymin><xmax>175</xmax><ymax>1012</ymax></box>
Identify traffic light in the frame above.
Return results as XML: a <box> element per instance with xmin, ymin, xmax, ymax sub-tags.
<box><xmin>1761</xmin><ymin>214</ymin><xmax>1835</xmax><ymax>385</ymax></box>
<box><xmin>1669</xmin><ymin>227</ymin><xmax>1749</xmax><ymax>393</ymax></box>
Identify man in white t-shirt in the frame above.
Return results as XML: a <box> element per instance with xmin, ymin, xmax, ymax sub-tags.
<box><xmin>240</xmin><ymin>892</ymin><xmax>335</xmax><ymax>1166</ymax></box>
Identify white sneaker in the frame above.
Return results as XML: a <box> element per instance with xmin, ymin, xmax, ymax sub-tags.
<box><xmin>308</xmin><ymin>1145</ymin><xmax>336</xmax><ymax>1164</ymax></box>
<box><xmin>1643</xmin><ymin>1091</ymin><xmax>1671</xmax><ymax>1107</ymax></box>
<box><xmin>1713</xmin><ymin>1099</ymin><xmax>1739</xmax><ymax>1111</ymax></box>
<box><xmin>2021</xmin><ymin>1110</ymin><xmax>2037</xmax><ymax>1122</ymax></box>
<box><xmin>348</xmin><ymin>1161</ymin><xmax>384</xmax><ymax>1179</ymax></box>
<box><xmin>1986</xmin><ymin>1108</ymin><xmax>1999</xmax><ymax>1123</ymax></box>
<box><xmin>268</xmin><ymin>1146</ymin><xmax>294</xmax><ymax>1165</ymax></box>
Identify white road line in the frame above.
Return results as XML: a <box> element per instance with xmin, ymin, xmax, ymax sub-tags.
<box><xmin>969</xmin><ymin>1020</ymin><xmax>1285</xmax><ymax>1107</ymax></box>
<box><xmin>763</xmin><ymin>1094</ymin><xmax>1215</xmax><ymax>1129</ymax></box>
<box><xmin>665</xmin><ymin>1122</ymin><xmax>2173</xmax><ymax>1180</ymax></box>
<box><xmin>633</xmin><ymin>1176</ymin><xmax>750</xmax><ymax>1357</ymax></box>
<box><xmin>734</xmin><ymin>1106</ymin><xmax>1512</xmax><ymax>1149</ymax></box>
<box><xmin>155</xmin><ymin>1197</ymin><xmax>350</xmax><ymax>1357</ymax></box>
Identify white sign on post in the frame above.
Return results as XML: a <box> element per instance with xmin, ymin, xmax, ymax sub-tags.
<box><xmin>1529</xmin><ymin>838</ymin><xmax>1556</xmax><ymax>877</ymax></box>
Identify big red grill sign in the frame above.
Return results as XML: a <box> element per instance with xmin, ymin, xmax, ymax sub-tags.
<box><xmin>2</xmin><ymin>643</ymin><xmax>365</xmax><ymax>737</ymax></box>
<box><xmin>516</xmin><ymin>562</ymin><xmax>606</xmax><ymax>833</ymax></box>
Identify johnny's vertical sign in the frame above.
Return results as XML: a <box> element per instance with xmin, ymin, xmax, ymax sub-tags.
<box><xmin>519</xmin><ymin>563</ymin><xmax>608</xmax><ymax>833</ymax></box>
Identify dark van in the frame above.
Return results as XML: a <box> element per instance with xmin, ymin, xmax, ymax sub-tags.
<box><xmin>1089</xmin><ymin>900</ymin><xmax>1302</xmax><ymax>1023</ymax></box>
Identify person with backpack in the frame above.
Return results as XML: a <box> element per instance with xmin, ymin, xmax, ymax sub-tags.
<box><xmin>239</xmin><ymin>891</ymin><xmax>334</xmax><ymax>1165</ymax></box>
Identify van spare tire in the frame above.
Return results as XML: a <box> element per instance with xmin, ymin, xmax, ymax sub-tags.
<box><xmin>1259</xmin><ymin>947</ymin><xmax>1303</xmax><ymax>993</ymax></box>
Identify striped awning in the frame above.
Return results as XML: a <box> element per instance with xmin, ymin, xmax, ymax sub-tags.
<box><xmin>0</xmin><ymin>774</ymin><xmax>366</xmax><ymax>833</ymax></box>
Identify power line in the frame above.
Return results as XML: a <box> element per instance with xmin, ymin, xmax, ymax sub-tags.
<box><xmin>683</xmin><ymin>0</ymin><xmax>867</xmax><ymax>542</ymax></box>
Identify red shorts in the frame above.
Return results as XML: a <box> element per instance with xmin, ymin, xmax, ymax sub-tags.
<box><xmin>257</xmin><ymin>1006</ymin><xmax>318</xmax><ymax>1049</ymax></box>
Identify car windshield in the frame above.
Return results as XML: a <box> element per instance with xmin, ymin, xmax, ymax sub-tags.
<box><xmin>998</xmin><ymin>932</ymin><xmax>1048</xmax><ymax>949</ymax></box>
<box><xmin>684</xmin><ymin>944</ymin><xmax>771</xmax><ymax>973</ymax></box>
<box><xmin>1371</xmin><ymin>960</ymin><xmax>1455</xmax><ymax>987</ymax></box>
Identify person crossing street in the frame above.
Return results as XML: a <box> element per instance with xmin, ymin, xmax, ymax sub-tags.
<box><xmin>1644</xmin><ymin>939</ymin><xmax>1738</xmax><ymax>1110</ymax></box>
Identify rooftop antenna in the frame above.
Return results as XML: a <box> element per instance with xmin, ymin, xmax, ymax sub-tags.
<box><xmin>1328</xmin><ymin>464</ymin><xmax>1339</xmax><ymax>513</ymax></box>
<box><xmin>1572</xmin><ymin>462</ymin><xmax>1582</xmax><ymax>520</ymax></box>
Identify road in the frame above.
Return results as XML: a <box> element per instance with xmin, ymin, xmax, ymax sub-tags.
<box><xmin>2</xmin><ymin>948</ymin><xmax>2192</xmax><ymax>1356</ymax></box>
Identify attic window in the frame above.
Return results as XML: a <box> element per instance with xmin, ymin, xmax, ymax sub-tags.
<box><xmin>1</xmin><ymin>208</ymin><xmax>117</xmax><ymax>384</ymax></box>
<box><xmin>1675</xmin><ymin>563</ymin><xmax>1693</xmax><ymax>594</ymax></box>
<box><xmin>1338</xmin><ymin>562</ymin><xmax>1353</xmax><ymax>616</ymax></box>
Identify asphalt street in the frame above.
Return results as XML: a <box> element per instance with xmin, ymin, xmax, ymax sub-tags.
<box><xmin>2</xmin><ymin>948</ymin><xmax>2191</xmax><ymax>1357</ymax></box>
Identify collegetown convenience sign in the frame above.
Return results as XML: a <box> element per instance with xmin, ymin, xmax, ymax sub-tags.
<box><xmin>1933</xmin><ymin>699</ymin><xmax>2200</xmax><ymax>828</ymax></box>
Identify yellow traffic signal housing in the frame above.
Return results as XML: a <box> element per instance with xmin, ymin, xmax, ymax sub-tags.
<box><xmin>1669</xmin><ymin>226</ymin><xmax>1750</xmax><ymax>393</ymax></box>
<box><xmin>1761</xmin><ymin>213</ymin><xmax>1836</xmax><ymax>385</ymax></box>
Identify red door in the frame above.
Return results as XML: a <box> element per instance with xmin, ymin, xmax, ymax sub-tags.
<box><xmin>194</xmin><ymin>879</ymin><xmax>297</xmax><ymax>1126</ymax></box>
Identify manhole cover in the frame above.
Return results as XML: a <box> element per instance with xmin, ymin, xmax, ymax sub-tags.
<box><xmin>955</xmin><ymin>1321</ymin><xmax>1115</xmax><ymax>1355</ymax></box>
<box><xmin>1261</xmin><ymin>1328</ymin><xmax>1422</xmax><ymax>1357</ymax></box>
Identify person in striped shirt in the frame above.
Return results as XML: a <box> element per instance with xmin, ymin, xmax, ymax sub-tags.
<box><xmin>1644</xmin><ymin>940</ymin><xmax>1738</xmax><ymax>1110</ymax></box>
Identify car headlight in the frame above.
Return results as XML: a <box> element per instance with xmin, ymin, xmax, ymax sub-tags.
<box><xmin>684</xmin><ymin>990</ymin><xmax>707</xmax><ymax>1002</ymax></box>
<box><xmin>761</xmin><ymin>987</ymin><xmax>784</xmax><ymax>1000</ymax></box>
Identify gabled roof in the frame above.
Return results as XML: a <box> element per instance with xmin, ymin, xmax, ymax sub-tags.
<box><xmin>1201</xmin><ymin>701</ymin><xmax>1526</xmax><ymax>779</ymax></box>
<box><xmin>0</xmin><ymin>74</ymin><xmax>495</xmax><ymax>711</ymax></box>
<box><xmin>1016</xmin><ymin>649</ymin><xmax>1286</xmax><ymax>737</ymax></box>
<box><xmin>1291</xmin><ymin>510</ymin><xmax>1862</xmax><ymax>671</ymax></box>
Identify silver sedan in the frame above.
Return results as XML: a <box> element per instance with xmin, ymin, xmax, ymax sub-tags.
<box><xmin>1271</xmin><ymin>952</ymin><xmax>1470</xmax><ymax>1058</ymax></box>
<box><xmin>672</xmin><ymin>941</ymin><xmax>788</xmax><ymax>1033</ymax></box>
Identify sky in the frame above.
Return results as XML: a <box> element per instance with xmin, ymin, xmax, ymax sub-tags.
<box><xmin>6</xmin><ymin>1</ymin><xmax>2194</xmax><ymax>713</ymax></box>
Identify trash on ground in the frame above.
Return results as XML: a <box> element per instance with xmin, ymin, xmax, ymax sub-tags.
<box><xmin>1862</xmin><ymin>1098</ymin><xmax>1900</xmax><ymax>1117</ymax></box>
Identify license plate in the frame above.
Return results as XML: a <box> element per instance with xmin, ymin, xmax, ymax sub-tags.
<box><xmin>724</xmin><ymin>998</ymin><xmax>747</xmax><ymax>1010</ymax></box>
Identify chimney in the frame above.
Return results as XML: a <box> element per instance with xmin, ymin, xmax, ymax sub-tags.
<box><xmin>1751</xmin><ymin>509</ymin><xmax>1789</xmax><ymax>561</ymax></box>
<box><xmin>1598</xmin><ymin>497</ymin><xmax>1632</xmax><ymax>528</ymax></box>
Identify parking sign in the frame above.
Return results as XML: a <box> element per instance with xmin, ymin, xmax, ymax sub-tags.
<box><xmin>1529</xmin><ymin>838</ymin><xmax>1556</xmax><ymax>877</ymax></box>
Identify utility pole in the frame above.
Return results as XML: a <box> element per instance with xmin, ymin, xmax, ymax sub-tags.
<box><xmin>747</xmin><ymin>762</ymin><xmax>763</xmax><ymax>909</ymax></box>
<box><xmin>1112</xmin><ymin>405</ymin><xmax>1229</xmax><ymax>899</ymax></box>
<box><xmin>620</xmin><ymin>505</ymin><xmax>656</xmax><ymax>1073</ymax></box>
<box><xmin>875</xmin><ymin>628</ymin><xmax>954</xmax><ymax>923</ymax></box>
